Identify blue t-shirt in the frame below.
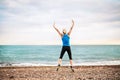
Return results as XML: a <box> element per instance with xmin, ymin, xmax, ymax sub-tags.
<box><xmin>62</xmin><ymin>34</ymin><xmax>70</xmax><ymax>46</ymax></box>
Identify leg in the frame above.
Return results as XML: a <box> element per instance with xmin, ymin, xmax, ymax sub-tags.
<box><xmin>58</xmin><ymin>59</ymin><xmax>62</xmax><ymax>66</ymax></box>
<box><xmin>67</xmin><ymin>47</ymin><xmax>74</xmax><ymax>72</ymax></box>
<box><xmin>56</xmin><ymin>47</ymin><xmax>66</xmax><ymax>71</ymax></box>
<box><xmin>66</xmin><ymin>47</ymin><xmax>73</xmax><ymax>66</ymax></box>
<box><xmin>56</xmin><ymin>59</ymin><xmax>62</xmax><ymax>71</ymax></box>
<box><xmin>58</xmin><ymin>47</ymin><xmax>66</xmax><ymax>65</ymax></box>
<box><xmin>70</xmin><ymin>60</ymin><xmax>73</xmax><ymax>66</ymax></box>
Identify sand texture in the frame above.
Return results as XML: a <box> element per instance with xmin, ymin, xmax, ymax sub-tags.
<box><xmin>0</xmin><ymin>65</ymin><xmax>120</xmax><ymax>80</ymax></box>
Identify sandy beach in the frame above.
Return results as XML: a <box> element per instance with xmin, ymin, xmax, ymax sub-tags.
<box><xmin>0</xmin><ymin>65</ymin><xmax>120</xmax><ymax>80</ymax></box>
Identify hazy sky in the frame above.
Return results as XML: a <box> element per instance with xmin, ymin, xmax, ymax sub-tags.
<box><xmin>0</xmin><ymin>0</ymin><xmax>120</xmax><ymax>45</ymax></box>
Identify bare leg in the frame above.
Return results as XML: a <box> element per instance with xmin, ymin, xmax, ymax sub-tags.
<box><xmin>70</xmin><ymin>60</ymin><xmax>73</xmax><ymax>66</ymax></box>
<box><xmin>70</xmin><ymin>60</ymin><xmax>74</xmax><ymax>72</ymax></box>
<box><xmin>56</xmin><ymin>59</ymin><xmax>62</xmax><ymax>71</ymax></box>
<box><xmin>58</xmin><ymin>59</ymin><xmax>62</xmax><ymax>65</ymax></box>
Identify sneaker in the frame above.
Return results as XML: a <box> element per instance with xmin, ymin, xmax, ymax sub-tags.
<box><xmin>56</xmin><ymin>64</ymin><xmax>60</xmax><ymax>71</ymax></box>
<box><xmin>70</xmin><ymin>66</ymin><xmax>74</xmax><ymax>72</ymax></box>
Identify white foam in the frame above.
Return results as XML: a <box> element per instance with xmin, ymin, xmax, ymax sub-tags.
<box><xmin>74</xmin><ymin>60</ymin><xmax>120</xmax><ymax>66</ymax></box>
<box><xmin>0</xmin><ymin>60</ymin><xmax>120</xmax><ymax>67</ymax></box>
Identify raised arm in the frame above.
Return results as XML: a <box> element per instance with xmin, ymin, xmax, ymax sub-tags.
<box><xmin>68</xmin><ymin>20</ymin><xmax>74</xmax><ymax>36</ymax></box>
<box><xmin>53</xmin><ymin>22</ymin><xmax>62</xmax><ymax>37</ymax></box>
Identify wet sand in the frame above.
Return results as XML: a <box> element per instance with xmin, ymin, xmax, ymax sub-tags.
<box><xmin>0</xmin><ymin>65</ymin><xmax>120</xmax><ymax>80</ymax></box>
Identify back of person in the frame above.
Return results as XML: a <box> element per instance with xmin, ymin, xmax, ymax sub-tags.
<box><xmin>62</xmin><ymin>34</ymin><xmax>70</xmax><ymax>46</ymax></box>
<box><xmin>53</xmin><ymin>20</ymin><xmax>74</xmax><ymax>72</ymax></box>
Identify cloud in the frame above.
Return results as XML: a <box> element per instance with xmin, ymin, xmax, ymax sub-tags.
<box><xmin>0</xmin><ymin>0</ymin><xmax>120</xmax><ymax>44</ymax></box>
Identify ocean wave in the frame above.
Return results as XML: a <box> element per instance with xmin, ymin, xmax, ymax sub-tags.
<box><xmin>0</xmin><ymin>60</ymin><xmax>120</xmax><ymax>67</ymax></box>
<box><xmin>74</xmin><ymin>60</ymin><xmax>120</xmax><ymax>66</ymax></box>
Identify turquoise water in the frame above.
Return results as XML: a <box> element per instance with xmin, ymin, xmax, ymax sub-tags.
<box><xmin>0</xmin><ymin>45</ymin><xmax>120</xmax><ymax>66</ymax></box>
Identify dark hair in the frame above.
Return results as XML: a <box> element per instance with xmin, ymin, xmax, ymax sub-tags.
<box><xmin>63</xmin><ymin>32</ymin><xmax>66</xmax><ymax>34</ymax></box>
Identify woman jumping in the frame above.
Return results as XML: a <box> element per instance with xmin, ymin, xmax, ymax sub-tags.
<box><xmin>53</xmin><ymin>20</ymin><xmax>74</xmax><ymax>72</ymax></box>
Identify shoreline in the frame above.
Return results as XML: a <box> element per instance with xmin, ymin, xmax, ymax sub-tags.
<box><xmin>0</xmin><ymin>65</ymin><xmax>120</xmax><ymax>80</ymax></box>
<box><xmin>1</xmin><ymin>64</ymin><xmax>120</xmax><ymax>67</ymax></box>
<box><xmin>1</xmin><ymin>60</ymin><xmax>120</xmax><ymax>67</ymax></box>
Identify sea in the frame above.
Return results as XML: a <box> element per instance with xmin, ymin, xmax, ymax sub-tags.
<box><xmin>0</xmin><ymin>45</ymin><xmax>120</xmax><ymax>67</ymax></box>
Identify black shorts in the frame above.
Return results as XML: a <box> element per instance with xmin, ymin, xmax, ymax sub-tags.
<box><xmin>59</xmin><ymin>46</ymin><xmax>72</xmax><ymax>60</ymax></box>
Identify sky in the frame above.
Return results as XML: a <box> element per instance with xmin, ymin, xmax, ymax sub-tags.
<box><xmin>0</xmin><ymin>0</ymin><xmax>120</xmax><ymax>45</ymax></box>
